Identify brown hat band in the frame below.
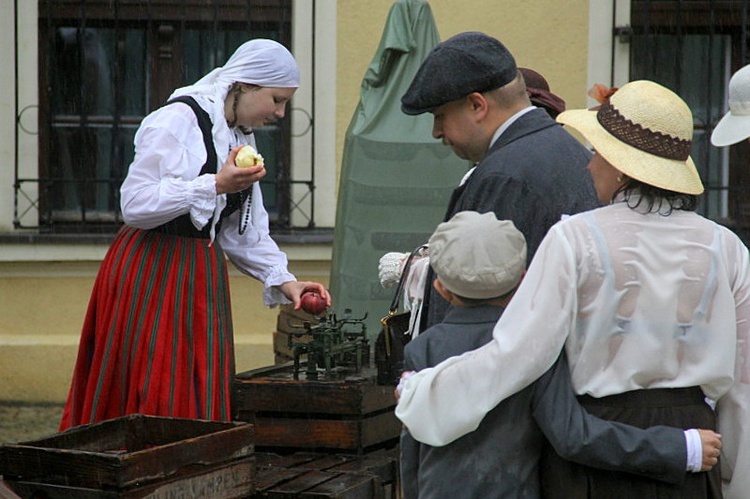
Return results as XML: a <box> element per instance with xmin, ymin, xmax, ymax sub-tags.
<box><xmin>596</xmin><ymin>100</ymin><xmax>692</xmax><ymax>161</ymax></box>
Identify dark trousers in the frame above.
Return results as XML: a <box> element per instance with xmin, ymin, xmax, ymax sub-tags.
<box><xmin>540</xmin><ymin>387</ymin><xmax>722</xmax><ymax>498</ymax></box>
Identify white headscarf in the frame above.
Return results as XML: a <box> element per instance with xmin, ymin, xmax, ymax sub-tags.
<box><xmin>169</xmin><ymin>38</ymin><xmax>299</xmax><ymax>166</ymax></box>
<box><xmin>168</xmin><ymin>39</ymin><xmax>299</xmax><ymax>241</ymax></box>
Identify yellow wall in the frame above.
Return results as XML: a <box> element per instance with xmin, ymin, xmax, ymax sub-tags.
<box><xmin>0</xmin><ymin>0</ymin><xmax>592</xmax><ymax>404</ymax></box>
<box><xmin>0</xmin><ymin>259</ymin><xmax>329</xmax><ymax>402</ymax></box>
<box><xmin>336</xmin><ymin>0</ymin><xmax>591</xmax><ymax>183</ymax></box>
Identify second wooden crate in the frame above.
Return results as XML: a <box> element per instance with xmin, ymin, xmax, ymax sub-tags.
<box><xmin>233</xmin><ymin>364</ymin><xmax>400</xmax><ymax>454</ymax></box>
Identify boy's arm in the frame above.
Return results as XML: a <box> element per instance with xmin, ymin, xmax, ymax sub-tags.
<box><xmin>399</xmin><ymin>428</ymin><xmax>420</xmax><ymax>499</ymax></box>
<box><xmin>532</xmin><ymin>353</ymin><xmax>705</xmax><ymax>484</ymax></box>
<box><xmin>398</xmin><ymin>345</ymin><xmax>425</xmax><ymax>499</ymax></box>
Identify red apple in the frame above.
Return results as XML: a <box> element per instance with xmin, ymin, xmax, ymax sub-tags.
<box><xmin>300</xmin><ymin>291</ymin><xmax>328</xmax><ymax>316</ymax></box>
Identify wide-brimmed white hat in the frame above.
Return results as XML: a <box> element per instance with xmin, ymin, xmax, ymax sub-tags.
<box><xmin>558</xmin><ymin>80</ymin><xmax>703</xmax><ymax>195</ymax></box>
<box><xmin>711</xmin><ymin>64</ymin><xmax>750</xmax><ymax>147</ymax></box>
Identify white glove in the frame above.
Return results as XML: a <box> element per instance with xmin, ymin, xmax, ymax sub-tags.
<box><xmin>378</xmin><ymin>252</ymin><xmax>408</xmax><ymax>289</ymax></box>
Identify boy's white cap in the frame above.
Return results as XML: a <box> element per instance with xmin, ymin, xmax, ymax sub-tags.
<box><xmin>429</xmin><ymin>211</ymin><xmax>526</xmax><ymax>299</ymax></box>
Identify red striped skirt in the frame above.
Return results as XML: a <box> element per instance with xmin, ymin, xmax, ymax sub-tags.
<box><xmin>60</xmin><ymin>225</ymin><xmax>234</xmax><ymax>430</ymax></box>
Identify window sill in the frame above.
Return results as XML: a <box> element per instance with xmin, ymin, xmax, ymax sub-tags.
<box><xmin>0</xmin><ymin>233</ymin><xmax>116</xmax><ymax>245</ymax></box>
<box><xmin>0</xmin><ymin>228</ymin><xmax>334</xmax><ymax>263</ymax></box>
<box><xmin>0</xmin><ymin>228</ymin><xmax>334</xmax><ymax>245</ymax></box>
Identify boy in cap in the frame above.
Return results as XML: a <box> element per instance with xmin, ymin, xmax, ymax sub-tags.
<box><xmin>398</xmin><ymin>211</ymin><xmax>721</xmax><ymax>499</ymax></box>
<box><xmin>399</xmin><ymin>31</ymin><xmax>600</xmax><ymax>332</ymax></box>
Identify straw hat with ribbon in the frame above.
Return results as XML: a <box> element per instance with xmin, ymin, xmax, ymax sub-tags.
<box><xmin>557</xmin><ymin>80</ymin><xmax>704</xmax><ymax>195</ymax></box>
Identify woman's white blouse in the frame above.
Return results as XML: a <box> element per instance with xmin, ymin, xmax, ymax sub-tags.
<box><xmin>119</xmin><ymin>98</ymin><xmax>295</xmax><ymax>306</ymax></box>
<box><xmin>396</xmin><ymin>201</ymin><xmax>750</xmax><ymax>496</ymax></box>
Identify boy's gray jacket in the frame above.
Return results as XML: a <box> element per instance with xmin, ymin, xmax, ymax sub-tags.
<box><xmin>400</xmin><ymin>305</ymin><xmax>687</xmax><ymax>499</ymax></box>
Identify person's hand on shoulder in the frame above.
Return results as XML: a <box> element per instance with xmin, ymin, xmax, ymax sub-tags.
<box><xmin>395</xmin><ymin>370</ymin><xmax>416</xmax><ymax>401</ymax></box>
<box><xmin>698</xmin><ymin>429</ymin><xmax>722</xmax><ymax>471</ymax></box>
<box><xmin>215</xmin><ymin>146</ymin><xmax>267</xmax><ymax>195</ymax></box>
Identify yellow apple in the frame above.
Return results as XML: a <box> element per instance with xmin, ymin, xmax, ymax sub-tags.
<box><xmin>235</xmin><ymin>145</ymin><xmax>264</xmax><ymax>168</ymax></box>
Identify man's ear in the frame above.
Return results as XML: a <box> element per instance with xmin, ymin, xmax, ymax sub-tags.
<box><xmin>433</xmin><ymin>278</ymin><xmax>454</xmax><ymax>302</ymax></box>
<box><xmin>466</xmin><ymin>92</ymin><xmax>489</xmax><ymax>117</ymax></box>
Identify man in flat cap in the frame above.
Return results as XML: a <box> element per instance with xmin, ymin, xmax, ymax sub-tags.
<box><xmin>399</xmin><ymin>31</ymin><xmax>599</xmax><ymax>330</ymax></box>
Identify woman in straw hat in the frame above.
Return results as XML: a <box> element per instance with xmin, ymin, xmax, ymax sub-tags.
<box><xmin>59</xmin><ymin>39</ymin><xmax>330</xmax><ymax>431</ymax></box>
<box><xmin>395</xmin><ymin>80</ymin><xmax>749</xmax><ymax>498</ymax></box>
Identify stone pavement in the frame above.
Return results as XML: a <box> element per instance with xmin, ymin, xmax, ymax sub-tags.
<box><xmin>0</xmin><ymin>403</ymin><xmax>64</xmax><ymax>444</ymax></box>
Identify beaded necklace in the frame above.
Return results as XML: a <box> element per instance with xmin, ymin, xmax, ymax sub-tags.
<box><xmin>228</xmin><ymin>130</ymin><xmax>255</xmax><ymax>236</ymax></box>
<box><xmin>227</xmin><ymin>88</ymin><xmax>257</xmax><ymax>235</ymax></box>
<box><xmin>238</xmin><ymin>187</ymin><xmax>253</xmax><ymax>235</ymax></box>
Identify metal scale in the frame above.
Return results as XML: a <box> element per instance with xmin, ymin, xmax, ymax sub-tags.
<box><xmin>286</xmin><ymin>310</ymin><xmax>370</xmax><ymax>380</ymax></box>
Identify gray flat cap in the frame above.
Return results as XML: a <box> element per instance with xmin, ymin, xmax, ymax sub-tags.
<box><xmin>429</xmin><ymin>211</ymin><xmax>526</xmax><ymax>300</ymax></box>
<box><xmin>401</xmin><ymin>31</ymin><xmax>518</xmax><ymax>115</ymax></box>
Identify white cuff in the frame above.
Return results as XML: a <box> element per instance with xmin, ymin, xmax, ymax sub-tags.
<box><xmin>262</xmin><ymin>266</ymin><xmax>296</xmax><ymax>307</ymax></box>
<box><xmin>684</xmin><ymin>429</ymin><xmax>702</xmax><ymax>472</ymax></box>
<box><xmin>263</xmin><ymin>286</ymin><xmax>292</xmax><ymax>308</ymax></box>
<box><xmin>188</xmin><ymin>173</ymin><xmax>219</xmax><ymax>230</ymax></box>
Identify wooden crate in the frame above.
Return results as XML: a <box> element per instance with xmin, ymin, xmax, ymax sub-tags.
<box><xmin>255</xmin><ymin>468</ymin><xmax>378</xmax><ymax>499</ymax></box>
<box><xmin>253</xmin><ymin>451</ymin><xmax>398</xmax><ymax>499</ymax></box>
<box><xmin>0</xmin><ymin>415</ymin><xmax>255</xmax><ymax>498</ymax></box>
<box><xmin>233</xmin><ymin>365</ymin><xmax>400</xmax><ymax>454</ymax></box>
<box><xmin>5</xmin><ymin>457</ymin><xmax>256</xmax><ymax>499</ymax></box>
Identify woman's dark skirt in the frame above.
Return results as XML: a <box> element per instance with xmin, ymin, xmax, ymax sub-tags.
<box><xmin>540</xmin><ymin>387</ymin><xmax>722</xmax><ymax>498</ymax></box>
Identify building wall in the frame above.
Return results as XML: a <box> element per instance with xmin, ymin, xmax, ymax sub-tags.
<box><xmin>0</xmin><ymin>0</ymin><xmax>593</xmax><ymax>403</ymax></box>
<box><xmin>335</xmin><ymin>0</ymin><xmax>592</xmax><ymax>183</ymax></box>
<box><xmin>0</xmin><ymin>257</ymin><xmax>329</xmax><ymax>402</ymax></box>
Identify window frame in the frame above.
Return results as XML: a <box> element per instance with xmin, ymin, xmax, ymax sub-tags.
<box><xmin>21</xmin><ymin>0</ymin><xmax>332</xmax><ymax>236</ymax></box>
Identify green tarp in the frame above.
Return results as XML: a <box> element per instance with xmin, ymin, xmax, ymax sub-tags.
<box><xmin>329</xmin><ymin>0</ymin><xmax>468</xmax><ymax>335</ymax></box>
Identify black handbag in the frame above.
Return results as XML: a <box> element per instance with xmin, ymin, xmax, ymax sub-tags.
<box><xmin>374</xmin><ymin>245</ymin><xmax>426</xmax><ymax>385</ymax></box>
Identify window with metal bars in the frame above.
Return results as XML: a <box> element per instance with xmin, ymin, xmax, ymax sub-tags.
<box><xmin>19</xmin><ymin>0</ymin><xmax>310</xmax><ymax>234</ymax></box>
<box><xmin>627</xmin><ymin>0</ymin><xmax>750</xmax><ymax>242</ymax></box>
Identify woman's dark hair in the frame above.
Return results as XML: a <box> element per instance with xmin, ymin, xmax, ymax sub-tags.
<box><xmin>613</xmin><ymin>178</ymin><xmax>698</xmax><ymax>214</ymax></box>
<box><xmin>227</xmin><ymin>82</ymin><xmax>260</xmax><ymax>133</ymax></box>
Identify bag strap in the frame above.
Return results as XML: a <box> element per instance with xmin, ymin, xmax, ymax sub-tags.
<box><xmin>379</xmin><ymin>244</ymin><xmax>426</xmax><ymax>359</ymax></box>
<box><xmin>388</xmin><ymin>244</ymin><xmax>427</xmax><ymax>315</ymax></box>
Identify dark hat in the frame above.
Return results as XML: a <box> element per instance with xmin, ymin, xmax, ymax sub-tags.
<box><xmin>401</xmin><ymin>32</ymin><xmax>518</xmax><ymax>115</ymax></box>
<box><xmin>519</xmin><ymin>67</ymin><xmax>566</xmax><ymax>118</ymax></box>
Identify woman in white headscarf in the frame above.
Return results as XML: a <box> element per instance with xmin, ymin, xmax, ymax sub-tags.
<box><xmin>60</xmin><ymin>39</ymin><xmax>330</xmax><ymax>430</ymax></box>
